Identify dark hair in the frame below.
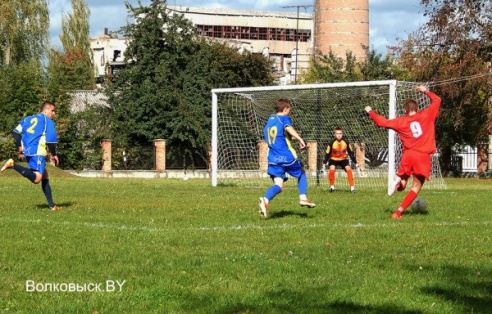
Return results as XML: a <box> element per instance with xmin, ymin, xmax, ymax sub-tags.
<box><xmin>274</xmin><ymin>98</ymin><xmax>291</xmax><ymax>113</ymax></box>
<box><xmin>403</xmin><ymin>99</ymin><xmax>418</xmax><ymax>113</ymax></box>
<box><xmin>40</xmin><ymin>101</ymin><xmax>55</xmax><ymax>111</ymax></box>
<box><xmin>333</xmin><ymin>127</ymin><xmax>343</xmax><ymax>133</ymax></box>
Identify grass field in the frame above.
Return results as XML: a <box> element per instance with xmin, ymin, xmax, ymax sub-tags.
<box><xmin>0</xmin><ymin>166</ymin><xmax>491</xmax><ymax>313</ymax></box>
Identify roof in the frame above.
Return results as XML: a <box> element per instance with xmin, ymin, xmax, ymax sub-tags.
<box><xmin>166</xmin><ymin>5</ymin><xmax>313</xmax><ymax>20</ymax></box>
<box><xmin>69</xmin><ymin>90</ymin><xmax>109</xmax><ymax>113</ymax></box>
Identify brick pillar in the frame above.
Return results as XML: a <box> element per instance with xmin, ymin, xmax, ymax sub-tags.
<box><xmin>307</xmin><ymin>141</ymin><xmax>317</xmax><ymax>172</ymax></box>
<box><xmin>154</xmin><ymin>139</ymin><xmax>166</xmax><ymax>172</ymax></box>
<box><xmin>354</xmin><ymin>142</ymin><xmax>366</xmax><ymax>172</ymax></box>
<box><xmin>258</xmin><ymin>140</ymin><xmax>268</xmax><ymax>172</ymax></box>
<box><xmin>101</xmin><ymin>139</ymin><xmax>112</xmax><ymax>173</ymax></box>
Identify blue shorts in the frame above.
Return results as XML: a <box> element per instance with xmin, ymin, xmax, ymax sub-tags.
<box><xmin>267</xmin><ymin>159</ymin><xmax>304</xmax><ymax>181</ymax></box>
<box><xmin>25</xmin><ymin>155</ymin><xmax>46</xmax><ymax>174</ymax></box>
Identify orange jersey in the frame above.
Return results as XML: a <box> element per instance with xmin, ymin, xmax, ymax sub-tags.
<box><xmin>324</xmin><ymin>138</ymin><xmax>357</xmax><ymax>163</ymax></box>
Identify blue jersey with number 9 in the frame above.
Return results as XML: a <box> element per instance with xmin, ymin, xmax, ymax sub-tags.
<box><xmin>14</xmin><ymin>113</ymin><xmax>58</xmax><ymax>157</ymax></box>
<box><xmin>263</xmin><ymin>114</ymin><xmax>298</xmax><ymax>165</ymax></box>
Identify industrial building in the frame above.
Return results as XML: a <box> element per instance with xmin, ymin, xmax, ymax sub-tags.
<box><xmin>90</xmin><ymin>1</ymin><xmax>369</xmax><ymax>85</ymax></box>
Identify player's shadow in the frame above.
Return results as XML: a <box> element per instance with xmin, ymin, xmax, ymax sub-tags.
<box><xmin>269</xmin><ymin>210</ymin><xmax>309</xmax><ymax>219</ymax></box>
<box><xmin>35</xmin><ymin>201</ymin><xmax>74</xmax><ymax>211</ymax></box>
<box><xmin>384</xmin><ymin>207</ymin><xmax>430</xmax><ymax>216</ymax></box>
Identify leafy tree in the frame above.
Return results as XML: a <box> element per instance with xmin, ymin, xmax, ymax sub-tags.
<box><xmin>0</xmin><ymin>0</ymin><xmax>50</xmax><ymax>66</ymax></box>
<box><xmin>0</xmin><ymin>62</ymin><xmax>43</xmax><ymax>160</ymax></box>
<box><xmin>48</xmin><ymin>0</ymin><xmax>94</xmax><ymax>96</ymax></box>
<box><xmin>0</xmin><ymin>0</ymin><xmax>50</xmax><ymax>157</ymax></box>
<box><xmin>390</xmin><ymin>0</ymin><xmax>491</xmax><ymax>173</ymax></box>
<box><xmin>0</xmin><ymin>61</ymin><xmax>43</xmax><ymax>134</ymax></box>
<box><xmin>107</xmin><ymin>0</ymin><xmax>273</xmax><ymax>169</ymax></box>
<box><xmin>301</xmin><ymin>48</ymin><xmax>411</xmax><ymax>84</ymax></box>
<box><xmin>45</xmin><ymin>0</ymin><xmax>98</xmax><ymax>169</ymax></box>
<box><xmin>302</xmin><ymin>50</ymin><xmax>360</xmax><ymax>83</ymax></box>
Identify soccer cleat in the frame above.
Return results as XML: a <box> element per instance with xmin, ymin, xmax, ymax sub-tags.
<box><xmin>0</xmin><ymin>158</ymin><xmax>14</xmax><ymax>172</ymax></box>
<box><xmin>391</xmin><ymin>212</ymin><xmax>402</xmax><ymax>220</ymax></box>
<box><xmin>350</xmin><ymin>186</ymin><xmax>355</xmax><ymax>193</ymax></box>
<box><xmin>50</xmin><ymin>205</ymin><xmax>61</xmax><ymax>211</ymax></box>
<box><xmin>299</xmin><ymin>199</ymin><xmax>316</xmax><ymax>208</ymax></box>
<box><xmin>258</xmin><ymin>197</ymin><xmax>268</xmax><ymax>218</ymax></box>
<box><xmin>329</xmin><ymin>186</ymin><xmax>335</xmax><ymax>193</ymax></box>
<box><xmin>387</xmin><ymin>178</ymin><xmax>401</xmax><ymax>196</ymax></box>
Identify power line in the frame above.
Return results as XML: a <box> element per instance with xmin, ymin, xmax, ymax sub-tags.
<box><xmin>281</xmin><ymin>5</ymin><xmax>313</xmax><ymax>85</ymax></box>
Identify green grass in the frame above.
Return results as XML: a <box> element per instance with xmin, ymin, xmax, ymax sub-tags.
<box><xmin>0</xmin><ymin>167</ymin><xmax>491</xmax><ymax>313</ymax></box>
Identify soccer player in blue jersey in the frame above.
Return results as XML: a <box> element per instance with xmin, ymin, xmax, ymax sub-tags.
<box><xmin>258</xmin><ymin>98</ymin><xmax>316</xmax><ymax>218</ymax></box>
<box><xmin>1</xmin><ymin>101</ymin><xmax>61</xmax><ymax>211</ymax></box>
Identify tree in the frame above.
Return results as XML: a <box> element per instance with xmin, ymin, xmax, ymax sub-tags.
<box><xmin>0</xmin><ymin>0</ymin><xmax>50</xmax><ymax>145</ymax></box>
<box><xmin>107</xmin><ymin>0</ymin><xmax>273</xmax><ymax>169</ymax></box>
<box><xmin>301</xmin><ymin>48</ymin><xmax>411</xmax><ymax>84</ymax></box>
<box><xmin>0</xmin><ymin>0</ymin><xmax>50</xmax><ymax>66</ymax></box>
<box><xmin>48</xmin><ymin>0</ymin><xmax>94</xmax><ymax>95</ymax></box>
<box><xmin>45</xmin><ymin>0</ymin><xmax>97</xmax><ymax>169</ymax></box>
<box><xmin>390</xmin><ymin>0</ymin><xmax>492</xmax><ymax>173</ymax></box>
<box><xmin>302</xmin><ymin>50</ymin><xmax>359</xmax><ymax>83</ymax></box>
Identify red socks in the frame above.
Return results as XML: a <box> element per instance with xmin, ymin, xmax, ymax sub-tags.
<box><xmin>398</xmin><ymin>190</ymin><xmax>418</xmax><ymax>212</ymax></box>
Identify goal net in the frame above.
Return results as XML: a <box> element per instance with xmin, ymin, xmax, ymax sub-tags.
<box><xmin>211</xmin><ymin>80</ymin><xmax>447</xmax><ymax>190</ymax></box>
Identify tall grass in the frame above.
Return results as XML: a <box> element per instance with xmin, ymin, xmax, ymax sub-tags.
<box><xmin>0</xmin><ymin>167</ymin><xmax>490</xmax><ymax>313</ymax></box>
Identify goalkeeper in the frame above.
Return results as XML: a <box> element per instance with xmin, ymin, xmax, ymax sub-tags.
<box><xmin>258</xmin><ymin>98</ymin><xmax>316</xmax><ymax>219</ymax></box>
<box><xmin>322</xmin><ymin>127</ymin><xmax>358</xmax><ymax>193</ymax></box>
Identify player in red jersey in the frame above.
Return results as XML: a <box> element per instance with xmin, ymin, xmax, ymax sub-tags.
<box><xmin>364</xmin><ymin>85</ymin><xmax>441</xmax><ymax>219</ymax></box>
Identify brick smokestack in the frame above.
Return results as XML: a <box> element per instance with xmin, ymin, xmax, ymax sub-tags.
<box><xmin>314</xmin><ymin>0</ymin><xmax>369</xmax><ymax>61</ymax></box>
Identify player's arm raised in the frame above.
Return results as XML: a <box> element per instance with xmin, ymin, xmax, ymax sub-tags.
<box><xmin>364</xmin><ymin>105</ymin><xmax>399</xmax><ymax>130</ymax></box>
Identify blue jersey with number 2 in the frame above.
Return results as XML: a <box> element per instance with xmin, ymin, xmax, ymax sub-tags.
<box><xmin>263</xmin><ymin>114</ymin><xmax>298</xmax><ymax>165</ymax></box>
<box><xmin>14</xmin><ymin>113</ymin><xmax>58</xmax><ymax>157</ymax></box>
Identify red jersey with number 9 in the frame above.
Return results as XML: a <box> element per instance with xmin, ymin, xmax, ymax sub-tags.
<box><xmin>368</xmin><ymin>91</ymin><xmax>441</xmax><ymax>154</ymax></box>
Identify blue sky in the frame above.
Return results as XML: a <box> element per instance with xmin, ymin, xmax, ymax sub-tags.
<box><xmin>49</xmin><ymin>0</ymin><xmax>427</xmax><ymax>54</ymax></box>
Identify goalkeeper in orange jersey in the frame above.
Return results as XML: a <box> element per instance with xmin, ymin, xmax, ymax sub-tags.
<box><xmin>322</xmin><ymin>127</ymin><xmax>358</xmax><ymax>193</ymax></box>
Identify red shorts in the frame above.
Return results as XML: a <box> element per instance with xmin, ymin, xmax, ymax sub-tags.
<box><xmin>397</xmin><ymin>151</ymin><xmax>431</xmax><ymax>180</ymax></box>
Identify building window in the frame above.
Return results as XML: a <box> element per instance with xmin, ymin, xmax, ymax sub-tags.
<box><xmin>194</xmin><ymin>24</ymin><xmax>311</xmax><ymax>42</ymax></box>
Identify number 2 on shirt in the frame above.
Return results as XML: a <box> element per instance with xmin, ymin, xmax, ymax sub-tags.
<box><xmin>410</xmin><ymin>121</ymin><xmax>423</xmax><ymax>138</ymax></box>
<box><xmin>26</xmin><ymin>117</ymin><xmax>38</xmax><ymax>134</ymax></box>
<box><xmin>267</xmin><ymin>126</ymin><xmax>277</xmax><ymax>144</ymax></box>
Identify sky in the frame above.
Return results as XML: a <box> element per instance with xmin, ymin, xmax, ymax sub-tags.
<box><xmin>49</xmin><ymin>0</ymin><xmax>428</xmax><ymax>54</ymax></box>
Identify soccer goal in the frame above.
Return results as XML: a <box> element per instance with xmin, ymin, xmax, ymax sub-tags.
<box><xmin>211</xmin><ymin>80</ymin><xmax>447</xmax><ymax>190</ymax></box>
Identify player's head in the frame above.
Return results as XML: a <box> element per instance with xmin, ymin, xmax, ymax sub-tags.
<box><xmin>275</xmin><ymin>98</ymin><xmax>292</xmax><ymax>115</ymax></box>
<box><xmin>403</xmin><ymin>99</ymin><xmax>418</xmax><ymax>114</ymax></box>
<box><xmin>40</xmin><ymin>101</ymin><xmax>56</xmax><ymax>119</ymax></box>
<box><xmin>333</xmin><ymin>127</ymin><xmax>343</xmax><ymax>140</ymax></box>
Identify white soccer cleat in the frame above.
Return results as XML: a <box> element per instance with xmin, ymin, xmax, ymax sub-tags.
<box><xmin>258</xmin><ymin>197</ymin><xmax>268</xmax><ymax>218</ymax></box>
<box><xmin>387</xmin><ymin>178</ymin><xmax>401</xmax><ymax>196</ymax></box>
<box><xmin>299</xmin><ymin>199</ymin><xmax>316</xmax><ymax>208</ymax></box>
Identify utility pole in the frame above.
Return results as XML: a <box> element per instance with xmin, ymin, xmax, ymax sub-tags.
<box><xmin>281</xmin><ymin>5</ymin><xmax>313</xmax><ymax>84</ymax></box>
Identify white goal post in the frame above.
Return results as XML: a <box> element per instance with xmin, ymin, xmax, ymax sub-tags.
<box><xmin>211</xmin><ymin>80</ymin><xmax>447</xmax><ymax>190</ymax></box>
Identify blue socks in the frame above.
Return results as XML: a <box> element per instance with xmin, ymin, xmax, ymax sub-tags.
<box><xmin>297</xmin><ymin>173</ymin><xmax>308</xmax><ymax>195</ymax></box>
<box><xmin>265</xmin><ymin>184</ymin><xmax>282</xmax><ymax>201</ymax></box>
